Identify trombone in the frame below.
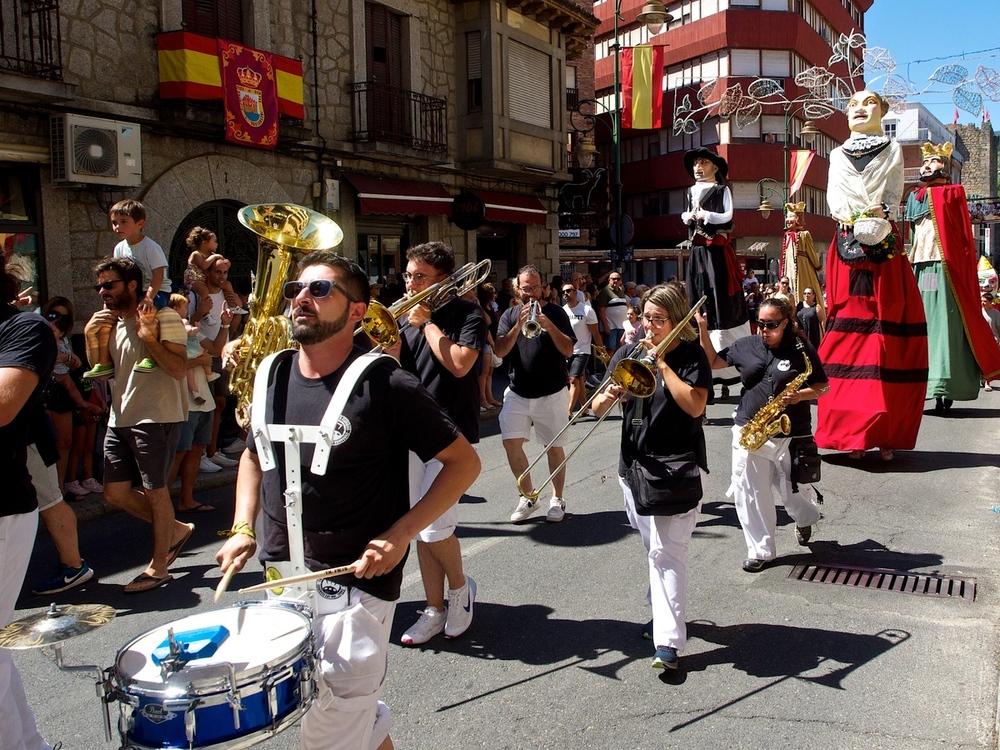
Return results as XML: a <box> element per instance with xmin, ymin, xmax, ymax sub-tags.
<box><xmin>356</xmin><ymin>260</ymin><xmax>492</xmax><ymax>349</ymax></box>
<box><xmin>516</xmin><ymin>296</ymin><xmax>706</xmax><ymax>502</ymax></box>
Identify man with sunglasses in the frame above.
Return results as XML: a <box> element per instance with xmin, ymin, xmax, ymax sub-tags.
<box><xmin>562</xmin><ymin>283</ymin><xmax>600</xmax><ymax>418</ymax></box>
<box><xmin>494</xmin><ymin>265</ymin><xmax>576</xmax><ymax>523</ymax></box>
<box><xmin>388</xmin><ymin>242</ymin><xmax>487</xmax><ymax>646</ymax></box>
<box><xmin>84</xmin><ymin>257</ymin><xmax>193</xmax><ymax>593</ymax></box>
<box><xmin>217</xmin><ymin>251</ymin><xmax>479</xmax><ymax>750</ymax></box>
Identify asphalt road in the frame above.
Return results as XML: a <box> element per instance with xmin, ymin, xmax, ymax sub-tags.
<box><xmin>10</xmin><ymin>390</ymin><xmax>1000</xmax><ymax>750</ymax></box>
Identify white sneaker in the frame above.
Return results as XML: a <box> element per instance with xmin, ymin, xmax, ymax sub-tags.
<box><xmin>223</xmin><ymin>439</ymin><xmax>247</xmax><ymax>454</ymax></box>
<box><xmin>198</xmin><ymin>456</ymin><xmax>222</xmax><ymax>473</ymax></box>
<box><xmin>63</xmin><ymin>480</ymin><xmax>90</xmax><ymax>497</ymax></box>
<box><xmin>444</xmin><ymin>577</ymin><xmax>477</xmax><ymax>638</ymax></box>
<box><xmin>80</xmin><ymin>478</ymin><xmax>104</xmax><ymax>493</ymax></box>
<box><xmin>210</xmin><ymin>453</ymin><xmax>239</xmax><ymax>468</ymax></box>
<box><xmin>546</xmin><ymin>497</ymin><xmax>566</xmax><ymax>522</ymax></box>
<box><xmin>400</xmin><ymin>606</ymin><xmax>446</xmax><ymax>646</ymax></box>
<box><xmin>510</xmin><ymin>496</ymin><xmax>540</xmax><ymax>523</ymax></box>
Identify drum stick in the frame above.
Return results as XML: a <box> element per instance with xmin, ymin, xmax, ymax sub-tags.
<box><xmin>214</xmin><ymin>565</ymin><xmax>237</xmax><ymax>603</ymax></box>
<box><xmin>237</xmin><ymin>563</ymin><xmax>359</xmax><ymax>594</ymax></box>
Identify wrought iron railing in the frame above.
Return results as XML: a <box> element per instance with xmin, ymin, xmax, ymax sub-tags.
<box><xmin>0</xmin><ymin>0</ymin><xmax>62</xmax><ymax>80</ymax></box>
<box><xmin>566</xmin><ymin>87</ymin><xmax>579</xmax><ymax>110</ymax></box>
<box><xmin>350</xmin><ymin>81</ymin><xmax>447</xmax><ymax>153</ymax></box>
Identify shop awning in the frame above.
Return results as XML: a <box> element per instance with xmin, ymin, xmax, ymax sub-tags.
<box><xmin>342</xmin><ymin>173</ymin><xmax>453</xmax><ymax>217</ymax></box>
<box><xmin>467</xmin><ymin>189</ymin><xmax>549</xmax><ymax>226</ymax></box>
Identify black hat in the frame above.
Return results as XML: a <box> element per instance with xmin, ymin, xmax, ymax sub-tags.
<box><xmin>683</xmin><ymin>147</ymin><xmax>728</xmax><ymax>183</ymax></box>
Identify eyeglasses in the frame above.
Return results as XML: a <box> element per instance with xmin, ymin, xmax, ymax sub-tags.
<box><xmin>402</xmin><ymin>271</ymin><xmax>442</xmax><ymax>283</ymax></box>
<box><xmin>92</xmin><ymin>280</ymin><xmax>124</xmax><ymax>292</ymax></box>
<box><xmin>519</xmin><ymin>284</ymin><xmax>541</xmax><ymax>294</ymax></box>
<box><xmin>282</xmin><ymin>279</ymin><xmax>359</xmax><ymax>302</ymax></box>
<box><xmin>758</xmin><ymin>319</ymin><xmax>785</xmax><ymax>329</ymax></box>
<box><xmin>561</xmin><ymin>289</ymin><xmax>575</xmax><ymax>295</ymax></box>
<box><xmin>609</xmin><ymin>277</ymin><xmax>622</xmax><ymax>282</ymax></box>
<box><xmin>641</xmin><ymin>314</ymin><xmax>669</xmax><ymax>326</ymax></box>
<box><xmin>45</xmin><ymin>311</ymin><xmax>68</xmax><ymax>321</ymax></box>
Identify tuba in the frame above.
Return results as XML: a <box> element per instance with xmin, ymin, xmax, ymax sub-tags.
<box><xmin>738</xmin><ymin>341</ymin><xmax>812</xmax><ymax>451</ymax></box>
<box><xmin>229</xmin><ymin>204</ymin><xmax>344</xmax><ymax>427</ymax></box>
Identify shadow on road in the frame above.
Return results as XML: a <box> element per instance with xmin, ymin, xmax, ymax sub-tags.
<box><xmin>822</xmin><ymin>450</ymin><xmax>1000</xmax><ymax>473</ymax></box>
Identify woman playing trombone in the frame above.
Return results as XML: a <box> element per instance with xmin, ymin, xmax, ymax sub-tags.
<box><xmin>591</xmin><ymin>283</ymin><xmax>712</xmax><ymax>672</ymax></box>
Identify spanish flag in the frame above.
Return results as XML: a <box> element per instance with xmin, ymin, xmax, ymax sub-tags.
<box><xmin>620</xmin><ymin>46</ymin><xmax>664</xmax><ymax>130</ymax></box>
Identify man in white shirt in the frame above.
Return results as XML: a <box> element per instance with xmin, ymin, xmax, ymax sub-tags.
<box><xmin>562</xmin><ymin>284</ymin><xmax>600</xmax><ymax>418</ymax></box>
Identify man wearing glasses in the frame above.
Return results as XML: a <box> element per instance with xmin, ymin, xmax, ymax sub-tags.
<box><xmin>389</xmin><ymin>242</ymin><xmax>487</xmax><ymax>646</ymax></box>
<box><xmin>494</xmin><ymin>265</ymin><xmax>576</xmax><ymax>523</ymax></box>
<box><xmin>84</xmin><ymin>257</ymin><xmax>193</xmax><ymax>593</ymax></box>
<box><xmin>594</xmin><ymin>272</ymin><xmax>629</xmax><ymax>352</ymax></box>
<box><xmin>217</xmin><ymin>251</ymin><xmax>478</xmax><ymax>750</ymax></box>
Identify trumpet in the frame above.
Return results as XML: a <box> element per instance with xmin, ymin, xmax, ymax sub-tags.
<box><xmin>356</xmin><ymin>260</ymin><xmax>492</xmax><ymax>349</ymax></box>
<box><xmin>516</xmin><ymin>296</ymin><xmax>707</xmax><ymax>501</ymax></box>
<box><xmin>521</xmin><ymin>301</ymin><xmax>542</xmax><ymax>339</ymax></box>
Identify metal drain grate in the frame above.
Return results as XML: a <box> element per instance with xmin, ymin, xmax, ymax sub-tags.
<box><xmin>788</xmin><ymin>563</ymin><xmax>976</xmax><ymax>602</ymax></box>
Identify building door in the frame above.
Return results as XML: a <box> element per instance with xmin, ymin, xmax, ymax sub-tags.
<box><xmin>476</xmin><ymin>234</ymin><xmax>515</xmax><ymax>287</ymax></box>
<box><xmin>365</xmin><ymin>2</ymin><xmax>408</xmax><ymax>142</ymax></box>
<box><xmin>168</xmin><ymin>200</ymin><xmax>257</xmax><ymax>297</ymax></box>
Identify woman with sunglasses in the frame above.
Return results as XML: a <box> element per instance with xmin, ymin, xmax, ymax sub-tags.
<box><xmin>697</xmin><ymin>297</ymin><xmax>828</xmax><ymax>573</ymax></box>
<box><xmin>591</xmin><ymin>283</ymin><xmax>712</xmax><ymax>673</ymax></box>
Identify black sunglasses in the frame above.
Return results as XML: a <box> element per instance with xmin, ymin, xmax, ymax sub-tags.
<box><xmin>758</xmin><ymin>319</ymin><xmax>784</xmax><ymax>329</ymax></box>
<box><xmin>282</xmin><ymin>279</ymin><xmax>359</xmax><ymax>302</ymax></box>
<box><xmin>45</xmin><ymin>311</ymin><xmax>68</xmax><ymax>321</ymax></box>
<box><xmin>93</xmin><ymin>280</ymin><xmax>124</xmax><ymax>293</ymax></box>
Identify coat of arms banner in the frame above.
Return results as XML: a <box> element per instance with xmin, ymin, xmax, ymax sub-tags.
<box><xmin>218</xmin><ymin>41</ymin><xmax>279</xmax><ymax>150</ymax></box>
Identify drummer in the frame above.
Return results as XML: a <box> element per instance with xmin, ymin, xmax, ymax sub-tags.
<box><xmin>216</xmin><ymin>252</ymin><xmax>479</xmax><ymax>750</ymax></box>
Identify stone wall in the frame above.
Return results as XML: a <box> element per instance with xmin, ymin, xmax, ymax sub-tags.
<box><xmin>954</xmin><ymin>122</ymin><xmax>1000</xmax><ymax>264</ymax></box>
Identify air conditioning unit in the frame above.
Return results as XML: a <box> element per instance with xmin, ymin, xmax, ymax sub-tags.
<box><xmin>50</xmin><ymin>114</ymin><xmax>142</xmax><ymax>187</ymax></box>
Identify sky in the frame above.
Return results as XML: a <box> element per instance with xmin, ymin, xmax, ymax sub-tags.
<box><xmin>862</xmin><ymin>0</ymin><xmax>999</xmax><ymax>127</ymax></box>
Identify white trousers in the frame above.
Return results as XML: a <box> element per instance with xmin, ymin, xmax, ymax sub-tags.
<box><xmin>620</xmin><ymin>477</ymin><xmax>700</xmax><ymax>651</ymax></box>
<box><xmin>0</xmin><ymin>509</ymin><xmax>53</xmax><ymax>750</ymax></box>
<box><xmin>299</xmin><ymin>589</ymin><xmax>395</xmax><ymax>750</ymax></box>
<box><xmin>727</xmin><ymin>425</ymin><xmax>821</xmax><ymax>561</ymax></box>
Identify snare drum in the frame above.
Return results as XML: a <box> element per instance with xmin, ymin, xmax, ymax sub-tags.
<box><xmin>110</xmin><ymin>601</ymin><xmax>315</xmax><ymax>750</ymax></box>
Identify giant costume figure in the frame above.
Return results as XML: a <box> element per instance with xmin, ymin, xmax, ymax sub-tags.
<box><xmin>904</xmin><ymin>142</ymin><xmax>1000</xmax><ymax>409</ymax></box>
<box><xmin>815</xmin><ymin>90</ymin><xmax>928</xmax><ymax>460</ymax></box>
<box><xmin>682</xmin><ymin>147</ymin><xmax>750</xmax><ymax>389</ymax></box>
<box><xmin>781</xmin><ymin>202</ymin><xmax>826</xmax><ymax>322</ymax></box>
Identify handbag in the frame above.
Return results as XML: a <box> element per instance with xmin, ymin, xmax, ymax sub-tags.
<box><xmin>790</xmin><ymin>436</ymin><xmax>821</xmax><ymax>485</ymax></box>
<box><xmin>626</xmin><ymin>452</ymin><xmax>703</xmax><ymax>516</ymax></box>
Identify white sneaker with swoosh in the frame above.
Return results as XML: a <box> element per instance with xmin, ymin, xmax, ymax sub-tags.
<box><xmin>444</xmin><ymin>576</ymin><xmax>477</xmax><ymax>638</ymax></box>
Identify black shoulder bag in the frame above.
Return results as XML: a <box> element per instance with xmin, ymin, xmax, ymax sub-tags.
<box><xmin>624</xmin><ymin>395</ymin><xmax>703</xmax><ymax>516</ymax></box>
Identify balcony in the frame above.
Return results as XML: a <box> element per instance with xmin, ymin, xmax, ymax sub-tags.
<box><xmin>350</xmin><ymin>81</ymin><xmax>447</xmax><ymax>155</ymax></box>
<box><xmin>0</xmin><ymin>0</ymin><xmax>61</xmax><ymax>80</ymax></box>
<box><xmin>566</xmin><ymin>87</ymin><xmax>579</xmax><ymax>110</ymax></box>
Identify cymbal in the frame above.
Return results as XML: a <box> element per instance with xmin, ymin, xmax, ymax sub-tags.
<box><xmin>0</xmin><ymin>604</ymin><xmax>115</xmax><ymax>650</ymax></box>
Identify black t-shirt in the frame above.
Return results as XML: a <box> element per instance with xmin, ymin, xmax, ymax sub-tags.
<box><xmin>797</xmin><ymin>305</ymin><xmax>821</xmax><ymax>349</ymax></box>
<box><xmin>610</xmin><ymin>339</ymin><xmax>713</xmax><ymax>477</ymax></box>
<box><xmin>0</xmin><ymin>305</ymin><xmax>57</xmax><ymax>517</ymax></box>
<box><xmin>497</xmin><ymin>302</ymin><xmax>576</xmax><ymax>398</ymax></box>
<box><xmin>720</xmin><ymin>334</ymin><xmax>826</xmax><ymax>435</ymax></box>
<box><xmin>249</xmin><ymin>347</ymin><xmax>461</xmax><ymax>601</ymax></box>
<box><xmin>399</xmin><ymin>298</ymin><xmax>487</xmax><ymax>444</ymax></box>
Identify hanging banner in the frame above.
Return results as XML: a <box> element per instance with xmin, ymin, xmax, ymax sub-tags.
<box><xmin>219</xmin><ymin>40</ymin><xmax>279</xmax><ymax>150</ymax></box>
<box><xmin>621</xmin><ymin>45</ymin><xmax>664</xmax><ymax>129</ymax></box>
<box><xmin>788</xmin><ymin>149</ymin><xmax>816</xmax><ymax>197</ymax></box>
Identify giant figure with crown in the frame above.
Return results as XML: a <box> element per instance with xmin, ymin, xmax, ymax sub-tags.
<box><xmin>815</xmin><ymin>89</ymin><xmax>928</xmax><ymax>461</ymax></box>
<box><xmin>904</xmin><ymin>142</ymin><xmax>1000</xmax><ymax>409</ymax></box>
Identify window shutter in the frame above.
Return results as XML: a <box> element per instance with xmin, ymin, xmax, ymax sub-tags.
<box><xmin>467</xmin><ymin>32</ymin><xmax>482</xmax><ymax>80</ymax></box>
<box><xmin>508</xmin><ymin>40</ymin><xmax>551</xmax><ymax>128</ymax></box>
<box><xmin>182</xmin><ymin>0</ymin><xmax>243</xmax><ymax>42</ymax></box>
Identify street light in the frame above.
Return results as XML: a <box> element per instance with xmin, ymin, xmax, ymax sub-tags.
<box><xmin>572</xmin><ymin>0</ymin><xmax>671</xmax><ymax>266</ymax></box>
<box><xmin>755</xmin><ymin>109</ymin><xmax>820</xmax><ymax>218</ymax></box>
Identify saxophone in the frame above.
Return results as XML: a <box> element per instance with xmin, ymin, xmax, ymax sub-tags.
<box><xmin>739</xmin><ymin>343</ymin><xmax>812</xmax><ymax>451</ymax></box>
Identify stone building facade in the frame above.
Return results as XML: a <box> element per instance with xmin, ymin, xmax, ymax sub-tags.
<box><xmin>955</xmin><ymin>121</ymin><xmax>1000</xmax><ymax>266</ymax></box>
<box><xmin>0</xmin><ymin>0</ymin><xmax>597</xmax><ymax>318</ymax></box>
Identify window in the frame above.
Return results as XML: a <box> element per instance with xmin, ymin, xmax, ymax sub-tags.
<box><xmin>0</xmin><ymin>166</ymin><xmax>43</xmax><ymax>302</ymax></box>
<box><xmin>731</xmin><ymin>50</ymin><xmax>760</xmax><ymax>77</ymax></box>
<box><xmin>467</xmin><ymin>32</ymin><xmax>483</xmax><ymax>114</ymax></box>
<box><xmin>182</xmin><ymin>0</ymin><xmax>244</xmax><ymax>41</ymax></box>
<box><xmin>508</xmin><ymin>39</ymin><xmax>551</xmax><ymax>128</ymax></box>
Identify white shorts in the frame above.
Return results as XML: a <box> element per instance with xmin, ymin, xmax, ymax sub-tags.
<box><xmin>498</xmin><ymin>387</ymin><xmax>571</xmax><ymax>447</ymax></box>
<box><xmin>26</xmin><ymin>444</ymin><xmax>64</xmax><ymax>512</ymax></box>
<box><xmin>408</xmin><ymin>455</ymin><xmax>457</xmax><ymax>543</ymax></box>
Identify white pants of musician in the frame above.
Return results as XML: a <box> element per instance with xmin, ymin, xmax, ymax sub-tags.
<box><xmin>727</xmin><ymin>426</ymin><xmax>821</xmax><ymax>562</ymax></box>
<box><xmin>0</xmin><ymin>509</ymin><xmax>53</xmax><ymax>750</ymax></box>
<box><xmin>300</xmin><ymin>589</ymin><xmax>395</xmax><ymax>750</ymax></box>
<box><xmin>620</xmin><ymin>476</ymin><xmax>700</xmax><ymax>652</ymax></box>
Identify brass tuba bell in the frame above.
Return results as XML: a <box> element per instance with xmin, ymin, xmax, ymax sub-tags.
<box><xmin>229</xmin><ymin>204</ymin><xmax>344</xmax><ymax>427</ymax></box>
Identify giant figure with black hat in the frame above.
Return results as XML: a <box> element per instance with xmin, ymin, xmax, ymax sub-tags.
<box><xmin>904</xmin><ymin>141</ymin><xmax>1000</xmax><ymax>410</ymax></box>
<box><xmin>681</xmin><ymin>147</ymin><xmax>750</xmax><ymax>389</ymax></box>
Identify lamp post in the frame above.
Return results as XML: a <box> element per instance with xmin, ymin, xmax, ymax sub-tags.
<box><xmin>756</xmin><ymin>107</ymin><xmax>819</xmax><ymax>218</ymax></box>
<box><xmin>571</xmin><ymin>0</ymin><xmax>670</xmax><ymax>268</ymax></box>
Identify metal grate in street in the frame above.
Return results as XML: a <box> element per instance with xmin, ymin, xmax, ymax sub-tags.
<box><xmin>788</xmin><ymin>562</ymin><xmax>976</xmax><ymax>602</ymax></box>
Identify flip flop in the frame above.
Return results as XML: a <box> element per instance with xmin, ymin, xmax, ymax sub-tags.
<box><xmin>178</xmin><ymin>503</ymin><xmax>215</xmax><ymax>514</ymax></box>
<box><xmin>124</xmin><ymin>572</ymin><xmax>172</xmax><ymax>594</ymax></box>
<box><xmin>166</xmin><ymin>523</ymin><xmax>195</xmax><ymax>567</ymax></box>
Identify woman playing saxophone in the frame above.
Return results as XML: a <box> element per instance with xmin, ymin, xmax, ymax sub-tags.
<box><xmin>697</xmin><ymin>297</ymin><xmax>829</xmax><ymax>573</ymax></box>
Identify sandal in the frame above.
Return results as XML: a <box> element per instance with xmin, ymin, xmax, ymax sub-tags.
<box><xmin>124</xmin><ymin>572</ymin><xmax>172</xmax><ymax>594</ymax></box>
<box><xmin>177</xmin><ymin>503</ymin><xmax>215</xmax><ymax>514</ymax></box>
<box><xmin>166</xmin><ymin>523</ymin><xmax>195</xmax><ymax>566</ymax></box>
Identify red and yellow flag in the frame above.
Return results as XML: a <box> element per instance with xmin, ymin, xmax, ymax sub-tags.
<box><xmin>788</xmin><ymin>149</ymin><xmax>815</xmax><ymax>197</ymax></box>
<box><xmin>620</xmin><ymin>46</ymin><xmax>664</xmax><ymax>130</ymax></box>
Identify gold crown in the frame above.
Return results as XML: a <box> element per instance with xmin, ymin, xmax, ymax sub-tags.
<box><xmin>921</xmin><ymin>142</ymin><xmax>953</xmax><ymax>160</ymax></box>
<box><xmin>784</xmin><ymin>202</ymin><xmax>806</xmax><ymax>213</ymax></box>
<box><xmin>237</xmin><ymin>66</ymin><xmax>263</xmax><ymax>88</ymax></box>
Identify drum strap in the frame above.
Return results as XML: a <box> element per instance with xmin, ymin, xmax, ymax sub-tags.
<box><xmin>250</xmin><ymin>350</ymin><xmax>393</xmax><ymax>602</ymax></box>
